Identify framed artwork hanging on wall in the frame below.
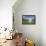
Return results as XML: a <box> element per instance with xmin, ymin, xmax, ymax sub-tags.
<box><xmin>22</xmin><ymin>15</ymin><xmax>36</xmax><ymax>25</ymax></box>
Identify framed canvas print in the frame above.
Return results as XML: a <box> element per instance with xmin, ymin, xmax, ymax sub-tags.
<box><xmin>22</xmin><ymin>15</ymin><xmax>36</xmax><ymax>25</ymax></box>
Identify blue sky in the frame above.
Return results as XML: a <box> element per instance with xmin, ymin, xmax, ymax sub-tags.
<box><xmin>22</xmin><ymin>15</ymin><xmax>35</xmax><ymax>19</ymax></box>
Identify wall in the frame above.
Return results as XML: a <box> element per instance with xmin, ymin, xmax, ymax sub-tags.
<box><xmin>13</xmin><ymin>0</ymin><xmax>41</xmax><ymax>46</ymax></box>
<box><xmin>0</xmin><ymin>0</ymin><xmax>16</xmax><ymax>39</ymax></box>
<box><xmin>0</xmin><ymin>0</ymin><xmax>16</xmax><ymax>30</ymax></box>
<box><xmin>41</xmin><ymin>0</ymin><xmax>46</xmax><ymax>46</ymax></box>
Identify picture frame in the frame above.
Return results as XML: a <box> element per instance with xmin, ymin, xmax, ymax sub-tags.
<box><xmin>22</xmin><ymin>15</ymin><xmax>36</xmax><ymax>25</ymax></box>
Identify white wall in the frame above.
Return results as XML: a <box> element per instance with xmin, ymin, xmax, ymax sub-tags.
<box><xmin>13</xmin><ymin>0</ymin><xmax>46</xmax><ymax>46</ymax></box>
<box><xmin>13</xmin><ymin>0</ymin><xmax>41</xmax><ymax>46</ymax></box>
<box><xmin>41</xmin><ymin>0</ymin><xmax>46</xmax><ymax>46</ymax></box>
<box><xmin>0</xmin><ymin>0</ymin><xmax>16</xmax><ymax>30</ymax></box>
